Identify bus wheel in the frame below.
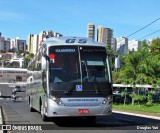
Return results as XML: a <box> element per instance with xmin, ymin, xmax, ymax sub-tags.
<box><xmin>41</xmin><ymin>104</ymin><xmax>48</xmax><ymax>121</ymax></box>
<box><xmin>29</xmin><ymin>100</ymin><xmax>35</xmax><ymax>112</ymax></box>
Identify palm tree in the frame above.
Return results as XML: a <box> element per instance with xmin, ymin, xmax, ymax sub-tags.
<box><xmin>118</xmin><ymin>51</ymin><xmax>142</xmax><ymax>106</ymax></box>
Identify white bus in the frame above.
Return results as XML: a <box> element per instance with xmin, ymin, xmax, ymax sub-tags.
<box><xmin>26</xmin><ymin>37</ymin><xmax>113</xmax><ymax>122</ymax></box>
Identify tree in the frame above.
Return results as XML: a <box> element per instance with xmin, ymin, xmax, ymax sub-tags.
<box><xmin>149</xmin><ymin>38</ymin><xmax>160</xmax><ymax>56</ymax></box>
<box><xmin>106</xmin><ymin>44</ymin><xmax>115</xmax><ymax>71</ymax></box>
<box><xmin>118</xmin><ymin>51</ymin><xmax>142</xmax><ymax>106</ymax></box>
<box><xmin>23</xmin><ymin>53</ymin><xmax>34</xmax><ymax>68</ymax></box>
<box><xmin>149</xmin><ymin>38</ymin><xmax>160</xmax><ymax>88</ymax></box>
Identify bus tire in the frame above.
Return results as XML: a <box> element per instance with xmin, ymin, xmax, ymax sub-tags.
<box><xmin>29</xmin><ymin>98</ymin><xmax>35</xmax><ymax>112</ymax></box>
<box><xmin>41</xmin><ymin>104</ymin><xmax>48</xmax><ymax>121</ymax></box>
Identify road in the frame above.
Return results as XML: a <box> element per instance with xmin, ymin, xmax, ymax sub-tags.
<box><xmin>0</xmin><ymin>84</ymin><xmax>160</xmax><ymax>133</ymax></box>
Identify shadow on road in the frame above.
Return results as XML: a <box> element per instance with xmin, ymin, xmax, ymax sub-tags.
<box><xmin>44</xmin><ymin>116</ymin><xmax>139</xmax><ymax>129</ymax></box>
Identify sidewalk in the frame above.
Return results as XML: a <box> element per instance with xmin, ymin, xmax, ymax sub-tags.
<box><xmin>113</xmin><ymin>110</ymin><xmax>160</xmax><ymax>120</ymax></box>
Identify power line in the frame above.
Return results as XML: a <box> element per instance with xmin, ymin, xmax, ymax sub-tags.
<box><xmin>126</xmin><ymin>17</ymin><xmax>160</xmax><ymax>38</ymax></box>
<box><xmin>138</xmin><ymin>29</ymin><xmax>160</xmax><ymax>40</ymax></box>
<box><xmin>117</xmin><ymin>17</ymin><xmax>160</xmax><ymax>43</ymax></box>
<box><xmin>127</xmin><ymin>29</ymin><xmax>160</xmax><ymax>46</ymax></box>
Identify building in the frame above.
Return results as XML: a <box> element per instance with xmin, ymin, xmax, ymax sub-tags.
<box><xmin>28</xmin><ymin>30</ymin><xmax>63</xmax><ymax>54</ymax></box>
<box><xmin>128</xmin><ymin>40</ymin><xmax>141</xmax><ymax>52</ymax></box>
<box><xmin>10</xmin><ymin>58</ymin><xmax>24</xmax><ymax>68</ymax></box>
<box><xmin>0</xmin><ymin>68</ymin><xmax>27</xmax><ymax>82</ymax></box>
<box><xmin>97</xmin><ymin>26</ymin><xmax>113</xmax><ymax>45</ymax></box>
<box><xmin>39</xmin><ymin>30</ymin><xmax>63</xmax><ymax>44</ymax></box>
<box><xmin>17</xmin><ymin>39</ymin><xmax>26</xmax><ymax>51</ymax></box>
<box><xmin>27</xmin><ymin>34</ymin><xmax>38</xmax><ymax>54</ymax></box>
<box><xmin>116</xmin><ymin>37</ymin><xmax>128</xmax><ymax>54</ymax></box>
<box><xmin>148</xmin><ymin>38</ymin><xmax>154</xmax><ymax>45</ymax></box>
<box><xmin>27</xmin><ymin>34</ymin><xmax>34</xmax><ymax>54</ymax></box>
<box><xmin>0</xmin><ymin>52</ymin><xmax>24</xmax><ymax>68</ymax></box>
<box><xmin>0</xmin><ymin>35</ymin><xmax>5</xmax><ymax>52</ymax></box>
<box><xmin>10</xmin><ymin>37</ymin><xmax>26</xmax><ymax>52</ymax></box>
<box><xmin>87</xmin><ymin>23</ymin><xmax>95</xmax><ymax>40</ymax></box>
<box><xmin>111</xmin><ymin>37</ymin><xmax>117</xmax><ymax>52</ymax></box>
<box><xmin>4</xmin><ymin>38</ymin><xmax>11</xmax><ymax>52</ymax></box>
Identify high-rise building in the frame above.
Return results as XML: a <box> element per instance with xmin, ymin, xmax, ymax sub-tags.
<box><xmin>27</xmin><ymin>34</ymin><xmax>39</xmax><ymax>54</ymax></box>
<box><xmin>32</xmin><ymin>35</ymin><xmax>39</xmax><ymax>54</ymax></box>
<box><xmin>111</xmin><ymin>37</ymin><xmax>117</xmax><ymax>52</ymax></box>
<box><xmin>0</xmin><ymin>36</ymin><xmax>5</xmax><ymax>52</ymax></box>
<box><xmin>128</xmin><ymin>40</ymin><xmax>141</xmax><ymax>52</ymax></box>
<box><xmin>28</xmin><ymin>30</ymin><xmax>63</xmax><ymax>54</ymax></box>
<box><xmin>87</xmin><ymin>23</ymin><xmax>95</xmax><ymax>40</ymax></box>
<box><xmin>116</xmin><ymin>37</ymin><xmax>128</xmax><ymax>54</ymax></box>
<box><xmin>39</xmin><ymin>30</ymin><xmax>63</xmax><ymax>44</ymax></box>
<box><xmin>97</xmin><ymin>26</ymin><xmax>113</xmax><ymax>45</ymax></box>
<box><xmin>4</xmin><ymin>38</ymin><xmax>11</xmax><ymax>52</ymax></box>
<box><xmin>27</xmin><ymin>34</ymin><xmax>34</xmax><ymax>54</ymax></box>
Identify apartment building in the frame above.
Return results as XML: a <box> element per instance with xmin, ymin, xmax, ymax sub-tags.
<box><xmin>116</xmin><ymin>37</ymin><xmax>128</xmax><ymax>54</ymax></box>
<box><xmin>10</xmin><ymin>37</ymin><xmax>26</xmax><ymax>52</ymax></box>
<box><xmin>28</xmin><ymin>30</ymin><xmax>63</xmax><ymax>54</ymax></box>
<box><xmin>111</xmin><ymin>37</ymin><xmax>117</xmax><ymax>52</ymax></box>
<box><xmin>128</xmin><ymin>40</ymin><xmax>141</xmax><ymax>52</ymax></box>
<box><xmin>87</xmin><ymin>23</ymin><xmax>95</xmax><ymax>40</ymax></box>
<box><xmin>0</xmin><ymin>36</ymin><xmax>5</xmax><ymax>52</ymax></box>
<box><xmin>97</xmin><ymin>26</ymin><xmax>113</xmax><ymax>45</ymax></box>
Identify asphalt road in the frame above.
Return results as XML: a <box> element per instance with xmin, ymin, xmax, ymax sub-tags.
<box><xmin>0</xmin><ymin>84</ymin><xmax>160</xmax><ymax>133</ymax></box>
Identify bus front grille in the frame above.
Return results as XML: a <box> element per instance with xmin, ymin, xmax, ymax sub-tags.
<box><xmin>65</xmin><ymin>103</ymin><xmax>99</xmax><ymax>107</ymax></box>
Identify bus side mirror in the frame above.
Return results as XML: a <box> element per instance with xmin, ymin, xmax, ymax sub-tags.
<box><xmin>41</xmin><ymin>56</ymin><xmax>47</xmax><ymax>71</ymax></box>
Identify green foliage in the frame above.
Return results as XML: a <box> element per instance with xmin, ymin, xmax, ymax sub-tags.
<box><xmin>149</xmin><ymin>38</ymin><xmax>160</xmax><ymax>56</ymax></box>
<box><xmin>16</xmin><ymin>50</ymin><xmax>24</xmax><ymax>55</ymax></box>
<box><xmin>106</xmin><ymin>44</ymin><xmax>115</xmax><ymax>70</ymax></box>
<box><xmin>112</xmin><ymin>38</ymin><xmax>160</xmax><ymax>85</ymax></box>
<box><xmin>23</xmin><ymin>53</ymin><xmax>34</xmax><ymax>68</ymax></box>
<box><xmin>112</xmin><ymin>38</ymin><xmax>160</xmax><ymax>106</ymax></box>
<box><xmin>113</xmin><ymin>103</ymin><xmax>160</xmax><ymax>114</ymax></box>
<box><xmin>146</xmin><ymin>91</ymin><xmax>153</xmax><ymax>106</ymax></box>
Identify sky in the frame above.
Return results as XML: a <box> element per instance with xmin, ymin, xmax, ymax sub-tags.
<box><xmin>0</xmin><ymin>0</ymin><xmax>160</xmax><ymax>41</ymax></box>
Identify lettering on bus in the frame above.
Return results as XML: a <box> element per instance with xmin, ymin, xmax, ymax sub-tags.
<box><xmin>55</xmin><ymin>49</ymin><xmax>76</xmax><ymax>53</ymax></box>
<box><xmin>80</xmin><ymin>47</ymin><xmax>106</xmax><ymax>54</ymax></box>
<box><xmin>68</xmin><ymin>99</ymin><xmax>98</xmax><ymax>102</ymax></box>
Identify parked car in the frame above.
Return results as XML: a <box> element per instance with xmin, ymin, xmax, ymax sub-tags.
<box><xmin>15</xmin><ymin>86</ymin><xmax>21</xmax><ymax>92</ymax></box>
<box><xmin>113</xmin><ymin>91</ymin><xmax>131</xmax><ymax>103</ymax></box>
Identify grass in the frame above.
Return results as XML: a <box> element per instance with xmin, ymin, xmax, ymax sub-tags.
<box><xmin>113</xmin><ymin>103</ymin><xmax>160</xmax><ymax>117</ymax></box>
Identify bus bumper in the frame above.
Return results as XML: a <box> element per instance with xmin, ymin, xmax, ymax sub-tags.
<box><xmin>45</xmin><ymin>99</ymin><xmax>112</xmax><ymax>117</ymax></box>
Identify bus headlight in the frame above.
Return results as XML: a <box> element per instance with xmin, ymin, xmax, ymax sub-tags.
<box><xmin>100</xmin><ymin>96</ymin><xmax>112</xmax><ymax>105</ymax></box>
<box><xmin>101</xmin><ymin>98</ymin><xmax>107</xmax><ymax>105</ymax></box>
<box><xmin>107</xmin><ymin>95</ymin><xmax>112</xmax><ymax>100</ymax></box>
<box><xmin>50</xmin><ymin>96</ymin><xmax>65</xmax><ymax>106</ymax></box>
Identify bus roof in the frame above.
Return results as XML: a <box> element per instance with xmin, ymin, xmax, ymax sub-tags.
<box><xmin>42</xmin><ymin>36</ymin><xmax>106</xmax><ymax>47</ymax></box>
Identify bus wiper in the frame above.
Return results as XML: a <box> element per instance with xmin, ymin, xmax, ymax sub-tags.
<box><xmin>94</xmin><ymin>84</ymin><xmax>101</xmax><ymax>94</ymax></box>
<box><xmin>64</xmin><ymin>84</ymin><xmax>75</xmax><ymax>94</ymax></box>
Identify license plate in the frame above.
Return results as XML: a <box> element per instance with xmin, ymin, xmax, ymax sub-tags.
<box><xmin>78</xmin><ymin>109</ymin><xmax>89</xmax><ymax>114</ymax></box>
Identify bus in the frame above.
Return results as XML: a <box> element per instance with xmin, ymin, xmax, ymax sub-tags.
<box><xmin>26</xmin><ymin>36</ymin><xmax>113</xmax><ymax>122</ymax></box>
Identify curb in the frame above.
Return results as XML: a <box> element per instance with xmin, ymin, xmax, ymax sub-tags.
<box><xmin>113</xmin><ymin>110</ymin><xmax>160</xmax><ymax>120</ymax></box>
<box><xmin>0</xmin><ymin>106</ymin><xmax>3</xmax><ymax>133</ymax></box>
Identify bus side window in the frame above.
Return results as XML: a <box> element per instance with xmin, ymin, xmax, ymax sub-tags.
<box><xmin>42</xmin><ymin>71</ymin><xmax>47</xmax><ymax>93</ymax></box>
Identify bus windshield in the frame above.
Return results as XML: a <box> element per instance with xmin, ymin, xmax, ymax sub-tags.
<box><xmin>49</xmin><ymin>46</ymin><xmax>111</xmax><ymax>95</ymax></box>
<box><xmin>80</xmin><ymin>46</ymin><xmax>109</xmax><ymax>83</ymax></box>
<box><xmin>49</xmin><ymin>46</ymin><xmax>80</xmax><ymax>83</ymax></box>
